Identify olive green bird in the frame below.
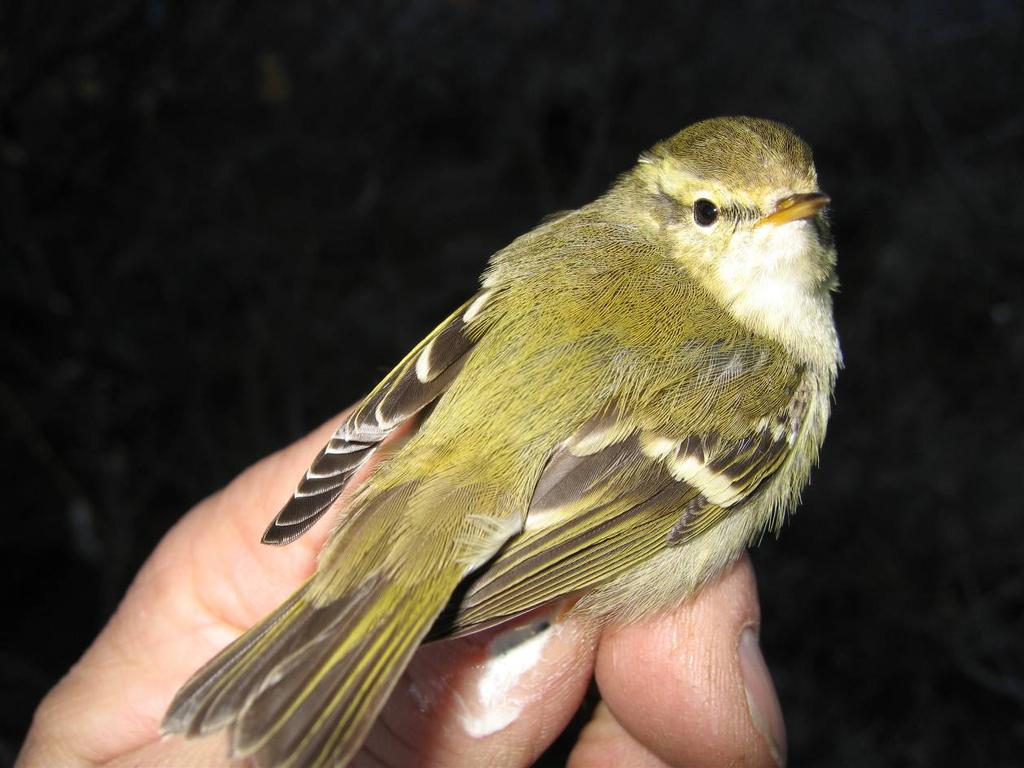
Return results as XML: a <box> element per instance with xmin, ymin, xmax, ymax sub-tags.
<box><xmin>162</xmin><ymin>116</ymin><xmax>841</xmax><ymax>767</ymax></box>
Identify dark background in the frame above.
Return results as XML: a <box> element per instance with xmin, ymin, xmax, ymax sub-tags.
<box><xmin>2</xmin><ymin>1</ymin><xmax>1022</xmax><ymax>765</ymax></box>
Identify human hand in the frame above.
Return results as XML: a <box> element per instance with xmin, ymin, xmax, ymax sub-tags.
<box><xmin>18</xmin><ymin>413</ymin><xmax>786</xmax><ymax>767</ymax></box>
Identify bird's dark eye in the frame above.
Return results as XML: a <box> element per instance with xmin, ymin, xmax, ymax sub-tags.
<box><xmin>693</xmin><ymin>198</ymin><xmax>719</xmax><ymax>227</ymax></box>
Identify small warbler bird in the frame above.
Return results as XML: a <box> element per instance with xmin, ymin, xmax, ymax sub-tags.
<box><xmin>163</xmin><ymin>116</ymin><xmax>841</xmax><ymax>767</ymax></box>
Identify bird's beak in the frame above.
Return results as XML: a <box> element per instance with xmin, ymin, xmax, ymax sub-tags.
<box><xmin>756</xmin><ymin>192</ymin><xmax>831</xmax><ymax>228</ymax></box>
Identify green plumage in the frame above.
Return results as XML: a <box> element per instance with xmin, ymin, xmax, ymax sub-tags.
<box><xmin>163</xmin><ymin>116</ymin><xmax>840</xmax><ymax>767</ymax></box>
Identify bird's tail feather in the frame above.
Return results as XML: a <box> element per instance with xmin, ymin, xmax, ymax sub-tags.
<box><xmin>162</xmin><ymin>570</ymin><xmax>452</xmax><ymax>768</ymax></box>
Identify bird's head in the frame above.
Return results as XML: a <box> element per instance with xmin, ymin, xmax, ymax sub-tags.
<box><xmin>627</xmin><ymin>116</ymin><xmax>840</xmax><ymax>370</ymax></box>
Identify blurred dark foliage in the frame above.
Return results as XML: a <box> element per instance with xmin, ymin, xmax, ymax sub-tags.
<box><xmin>2</xmin><ymin>0</ymin><xmax>1023</xmax><ymax>765</ymax></box>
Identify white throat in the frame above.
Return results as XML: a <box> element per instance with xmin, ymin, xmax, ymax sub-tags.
<box><xmin>714</xmin><ymin>222</ymin><xmax>841</xmax><ymax>374</ymax></box>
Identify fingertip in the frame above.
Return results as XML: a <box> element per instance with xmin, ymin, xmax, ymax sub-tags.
<box><xmin>568</xmin><ymin>702</ymin><xmax>675</xmax><ymax>768</ymax></box>
<box><xmin>593</xmin><ymin>556</ymin><xmax>784</xmax><ymax>767</ymax></box>
<box><xmin>148</xmin><ymin>409</ymin><xmax>356</xmax><ymax>628</ymax></box>
<box><xmin>738</xmin><ymin>625</ymin><xmax>787</xmax><ymax>766</ymax></box>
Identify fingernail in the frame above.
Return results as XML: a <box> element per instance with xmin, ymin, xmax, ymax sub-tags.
<box><xmin>738</xmin><ymin>626</ymin><xmax>787</xmax><ymax>766</ymax></box>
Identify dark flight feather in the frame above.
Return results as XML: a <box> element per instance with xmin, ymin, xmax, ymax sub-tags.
<box><xmin>261</xmin><ymin>293</ymin><xmax>486</xmax><ymax>545</ymax></box>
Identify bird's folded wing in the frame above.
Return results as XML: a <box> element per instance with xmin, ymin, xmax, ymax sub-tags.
<box><xmin>262</xmin><ymin>290</ymin><xmax>494</xmax><ymax>544</ymax></box>
<box><xmin>439</xmin><ymin>391</ymin><xmax>809</xmax><ymax>637</ymax></box>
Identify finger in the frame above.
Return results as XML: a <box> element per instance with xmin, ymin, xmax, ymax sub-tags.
<box><xmin>354</xmin><ymin>606</ymin><xmax>600</xmax><ymax>768</ymax></box>
<box><xmin>567</xmin><ymin>703</ymin><xmax>674</xmax><ymax>768</ymax></box>
<box><xmin>588</xmin><ymin>556</ymin><xmax>786</xmax><ymax>767</ymax></box>
<box><xmin>104</xmin><ymin>732</ymin><xmax>230</xmax><ymax>768</ymax></box>
<box><xmin>151</xmin><ymin>407</ymin><xmax>381</xmax><ymax>628</ymax></box>
<box><xmin>20</xmin><ymin>410</ymin><xmax>368</xmax><ymax>767</ymax></box>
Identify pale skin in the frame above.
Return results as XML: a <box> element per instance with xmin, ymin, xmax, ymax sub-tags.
<box><xmin>18</xmin><ymin>411</ymin><xmax>787</xmax><ymax>768</ymax></box>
